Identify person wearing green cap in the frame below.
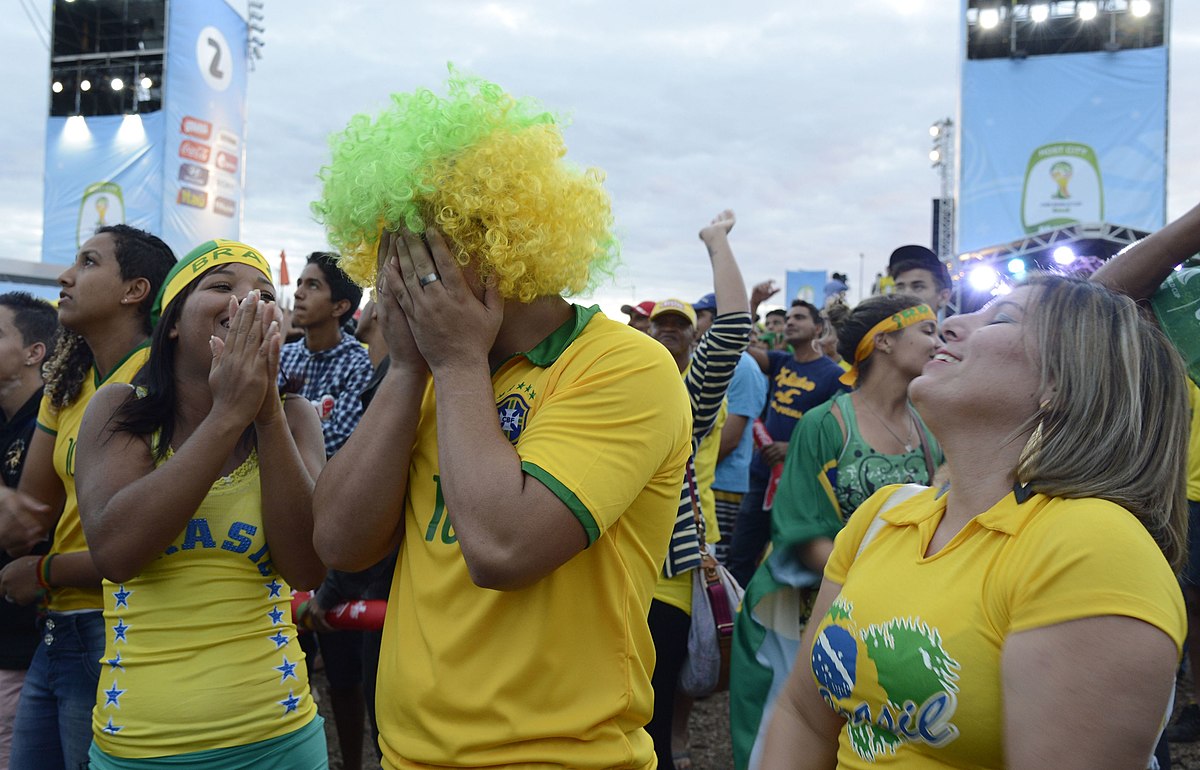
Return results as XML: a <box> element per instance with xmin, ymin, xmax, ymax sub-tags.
<box><xmin>71</xmin><ymin>240</ymin><xmax>329</xmax><ymax>768</ymax></box>
<box><xmin>0</xmin><ymin>225</ymin><xmax>175</xmax><ymax>770</ymax></box>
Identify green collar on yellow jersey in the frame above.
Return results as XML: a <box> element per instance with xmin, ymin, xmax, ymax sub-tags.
<box><xmin>495</xmin><ymin>303</ymin><xmax>600</xmax><ymax>372</ymax></box>
<box><xmin>93</xmin><ymin>340</ymin><xmax>150</xmax><ymax>388</ymax></box>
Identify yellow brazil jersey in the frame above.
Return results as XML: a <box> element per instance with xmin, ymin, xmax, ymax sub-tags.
<box><xmin>92</xmin><ymin>452</ymin><xmax>315</xmax><ymax>756</ymax></box>
<box><xmin>377</xmin><ymin>306</ymin><xmax>692</xmax><ymax>770</ymax></box>
<box><xmin>38</xmin><ymin>344</ymin><xmax>150</xmax><ymax>612</ymax></box>
<box><xmin>1187</xmin><ymin>378</ymin><xmax>1199</xmax><ymax>501</ymax></box>
<box><xmin>810</xmin><ymin>486</ymin><xmax>1184</xmax><ymax>768</ymax></box>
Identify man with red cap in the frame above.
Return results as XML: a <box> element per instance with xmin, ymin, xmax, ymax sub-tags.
<box><xmin>620</xmin><ymin>300</ymin><xmax>655</xmax><ymax>334</ymax></box>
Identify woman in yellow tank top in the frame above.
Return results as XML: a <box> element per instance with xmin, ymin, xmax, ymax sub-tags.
<box><xmin>0</xmin><ymin>225</ymin><xmax>175</xmax><ymax>770</ymax></box>
<box><xmin>73</xmin><ymin>241</ymin><xmax>329</xmax><ymax>768</ymax></box>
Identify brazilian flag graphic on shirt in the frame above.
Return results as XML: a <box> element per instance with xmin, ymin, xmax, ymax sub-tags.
<box><xmin>812</xmin><ymin>597</ymin><xmax>962</xmax><ymax>761</ymax></box>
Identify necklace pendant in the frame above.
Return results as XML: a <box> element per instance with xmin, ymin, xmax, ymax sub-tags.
<box><xmin>905</xmin><ymin>444</ymin><xmax>913</xmax><ymax>452</ymax></box>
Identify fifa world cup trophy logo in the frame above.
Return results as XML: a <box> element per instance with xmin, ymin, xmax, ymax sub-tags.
<box><xmin>95</xmin><ymin>196</ymin><xmax>109</xmax><ymax>227</ymax></box>
<box><xmin>1050</xmin><ymin>161</ymin><xmax>1073</xmax><ymax>200</ymax></box>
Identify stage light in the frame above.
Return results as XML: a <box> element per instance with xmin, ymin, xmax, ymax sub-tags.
<box><xmin>140</xmin><ymin>76</ymin><xmax>152</xmax><ymax>89</ymax></box>
<box><xmin>968</xmin><ymin>265</ymin><xmax>1000</xmax><ymax>292</ymax></box>
<box><xmin>52</xmin><ymin>81</ymin><xmax>63</xmax><ymax>94</ymax></box>
<box><xmin>63</xmin><ymin>115</ymin><xmax>89</xmax><ymax>144</ymax></box>
<box><xmin>979</xmin><ymin>8</ymin><xmax>1000</xmax><ymax>29</ymax></box>
<box><xmin>1053</xmin><ymin>246</ymin><xmax>1076</xmax><ymax>265</ymax></box>
<box><xmin>929</xmin><ymin>149</ymin><xmax>941</xmax><ymax>163</ymax></box>
<box><xmin>117</xmin><ymin>114</ymin><xmax>146</xmax><ymax>145</ymax></box>
<box><xmin>929</xmin><ymin>124</ymin><xmax>940</xmax><ymax>137</ymax></box>
<box><xmin>111</xmin><ymin>78</ymin><xmax>124</xmax><ymax>91</ymax></box>
<box><xmin>1030</xmin><ymin>3</ymin><xmax>1050</xmax><ymax>22</ymax></box>
<box><xmin>1077</xmin><ymin>1</ymin><xmax>1098</xmax><ymax>21</ymax></box>
<box><xmin>1130</xmin><ymin>0</ymin><xmax>1151</xmax><ymax>17</ymax></box>
<box><xmin>80</xmin><ymin>79</ymin><xmax>91</xmax><ymax>92</ymax></box>
<box><xmin>1008</xmin><ymin>258</ymin><xmax>1027</xmax><ymax>275</ymax></box>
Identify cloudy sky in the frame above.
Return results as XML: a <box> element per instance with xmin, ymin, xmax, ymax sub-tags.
<box><xmin>3</xmin><ymin>1</ymin><xmax>1198</xmax><ymax>315</ymax></box>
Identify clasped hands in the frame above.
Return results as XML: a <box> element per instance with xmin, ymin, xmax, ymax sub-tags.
<box><xmin>374</xmin><ymin>228</ymin><xmax>503</xmax><ymax>373</ymax></box>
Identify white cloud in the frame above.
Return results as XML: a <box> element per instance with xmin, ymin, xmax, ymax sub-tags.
<box><xmin>1</xmin><ymin>0</ymin><xmax>1197</xmax><ymax>319</ymax></box>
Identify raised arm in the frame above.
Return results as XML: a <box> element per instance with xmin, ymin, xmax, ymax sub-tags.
<box><xmin>77</xmin><ymin>294</ymin><xmax>280</xmax><ymax>583</ymax></box>
<box><xmin>1092</xmin><ymin>201</ymin><xmax>1200</xmax><ymax>300</ymax></box>
<box><xmin>702</xmin><ymin>210</ymin><xmax>750</xmax><ymax>318</ymax></box>
<box><xmin>749</xmin><ymin>278</ymin><xmax>780</xmax><ymax>322</ymax></box>
<box><xmin>253</xmin><ymin>326</ymin><xmax>327</xmax><ymax>590</ymax></box>
<box><xmin>312</xmin><ymin>231</ymin><xmax>425</xmax><ymax>571</ymax></box>
<box><xmin>386</xmin><ymin>229</ymin><xmax>587</xmax><ymax>590</ymax></box>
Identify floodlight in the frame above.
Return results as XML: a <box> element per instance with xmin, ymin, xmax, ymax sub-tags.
<box><xmin>80</xmin><ymin>79</ymin><xmax>92</xmax><ymax>92</ymax></box>
<box><xmin>979</xmin><ymin>8</ymin><xmax>1000</xmax><ymax>29</ymax></box>
<box><xmin>1008</xmin><ymin>258</ymin><xmax>1026</xmax><ymax>275</ymax></box>
<box><xmin>1030</xmin><ymin>3</ymin><xmax>1050</xmax><ymax>22</ymax></box>
<box><xmin>929</xmin><ymin>124</ymin><xmax>940</xmax><ymax>137</ymax></box>
<box><xmin>111</xmin><ymin>78</ymin><xmax>124</xmax><ymax>91</ymax></box>
<box><xmin>52</xmin><ymin>81</ymin><xmax>63</xmax><ymax>94</ymax></box>
<box><xmin>1078</xmin><ymin>2</ymin><xmax>1098</xmax><ymax>21</ymax></box>
<box><xmin>968</xmin><ymin>265</ymin><xmax>1000</xmax><ymax>292</ymax></box>
<box><xmin>1052</xmin><ymin>246</ymin><xmax>1076</xmax><ymax>265</ymax></box>
<box><xmin>141</xmin><ymin>76</ymin><xmax>152</xmax><ymax>89</ymax></box>
<box><xmin>1130</xmin><ymin>0</ymin><xmax>1151</xmax><ymax>17</ymax></box>
<box><xmin>929</xmin><ymin>149</ymin><xmax>941</xmax><ymax>163</ymax></box>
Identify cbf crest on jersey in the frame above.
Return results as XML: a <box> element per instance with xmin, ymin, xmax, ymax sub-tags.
<box><xmin>497</xmin><ymin>393</ymin><xmax>530</xmax><ymax>445</ymax></box>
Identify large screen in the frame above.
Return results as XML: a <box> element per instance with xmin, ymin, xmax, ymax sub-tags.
<box><xmin>959</xmin><ymin>46</ymin><xmax>1167</xmax><ymax>253</ymax></box>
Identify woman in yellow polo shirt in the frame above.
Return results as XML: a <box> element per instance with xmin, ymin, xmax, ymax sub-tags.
<box><xmin>0</xmin><ymin>225</ymin><xmax>175</xmax><ymax>770</ymax></box>
<box><xmin>760</xmin><ymin>275</ymin><xmax>1189</xmax><ymax>768</ymax></box>
<box><xmin>73</xmin><ymin>241</ymin><xmax>328</xmax><ymax>768</ymax></box>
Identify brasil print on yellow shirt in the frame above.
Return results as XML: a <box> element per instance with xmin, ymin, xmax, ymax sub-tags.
<box><xmin>91</xmin><ymin>453</ymin><xmax>316</xmax><ymax>758</ymax></box>
<box><xmin>810</xmin><ymin>485</ymin><xmax>1184</xmax><ymax>767</ymax></box>
<box><xmin>376</xmin><ymin>305</ymin><xmax>692</xmax><ymax>770</ymax></box>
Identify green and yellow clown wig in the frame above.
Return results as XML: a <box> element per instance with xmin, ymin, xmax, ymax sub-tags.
<box><xmin>311</xmin><ymin>69</ymin><xmax>619</xmax><ymax>303</ymax></box>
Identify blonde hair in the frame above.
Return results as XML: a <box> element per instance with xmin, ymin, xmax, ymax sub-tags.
<box><xmin>1017</xmin><ymin>275</ymin><xmax>1189</xmax><ymax>572</ymax></box>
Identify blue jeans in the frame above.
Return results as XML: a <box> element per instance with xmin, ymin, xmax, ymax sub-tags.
<box><xmin>9</xmin><ymin>611</ymin><xmax>105</xmax><ymax>770</ymax></box>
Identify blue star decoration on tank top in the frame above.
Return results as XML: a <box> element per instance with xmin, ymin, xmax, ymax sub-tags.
<box><xmin>279</xmin><ymin>690</ymin><xmax>301</xmax><ymax>715</ymax></box>
<box><xmin>264</xmin><ymin>579</ymin><xmax>283</xmax><ymax>599</ymax></box>
<box><xmin>102</xmin><ymin>717</ymin><xmax>123</xmax><ymax>735</ymax></box>
<box><xmin>103</xmin><ymin>681</ymin><xmax>126</xmax><ymax>708</ymax></box>
<box><xmin>113</xmin><ymin>585</ymin><xmax>132</xmax><ymax>608</ymax></box>
<box><xmin>268</xmin><ymin>606</ymin><xmax>285</xmax><ymax>625</ymax></box>
<box><xmin>275</xmin><ymin>656</ymin><xmax>298</xmax><ymax>683</ymax></box>
<box><xmin>106</xmin><ymin>651</ymin><xmax>124</xmax><ymax>671</ymax></box>
<box><xmin>112</xmin><ymin>619</ymin><xmax>130</xmax><ymax>643</ymax></box>
<box><xmin>269</xmin><ymin>631</ymin><xmax>289</xmax><ymax>649</ymax></box>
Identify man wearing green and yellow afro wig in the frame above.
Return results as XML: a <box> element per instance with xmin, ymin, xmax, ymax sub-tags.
<box><xmin>311</xmin><ymin>70</ymin><xmax>693</xmax><ymax>769</ymax></box>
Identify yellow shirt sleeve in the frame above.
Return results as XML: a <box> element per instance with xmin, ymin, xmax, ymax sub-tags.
<box><xmin>990</xmin><ymin>497</ymin><xmax>1186</xmax><ymax>654</ymax></box>
<box><xmin>518</xmin><ymin>333</ymin><xmax>692</xmax><ymax>543</ymax></box>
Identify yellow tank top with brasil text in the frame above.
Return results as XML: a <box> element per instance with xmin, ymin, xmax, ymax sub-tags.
<box><xmin>91</xmin><ymin>451</ymin><xmax>316</xmax><ymax>757</ymax></box>
<box><xmin>37</xmin><ymin>345</ymin><xmax>149</xmax><ymax>612</ymax></box>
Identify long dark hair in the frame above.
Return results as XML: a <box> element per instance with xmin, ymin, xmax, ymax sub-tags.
<box><xmin>44</xmin><ymin>225</ymin><xmax>176</xmax><ymax>408</ymax></box>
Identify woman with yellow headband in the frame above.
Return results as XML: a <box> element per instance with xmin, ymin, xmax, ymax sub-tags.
<box><xmin>730</xmin><ymin>294</ymin><xmax>942</xmax><ymax>768</ymax></box>
<box><xmin>0</xmin><ymin>225</ymin><xmax>175</xmax><ymax>770</ymax></box>
<box><xmin>758</xmin><ymin>276</ymin><xmax>1189</xmax><ymax>767</ymax></box>
<box><xmin>72</xmin><ymin>241</ymin><xmax>329</xmax><ymax>769</ymax></box>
